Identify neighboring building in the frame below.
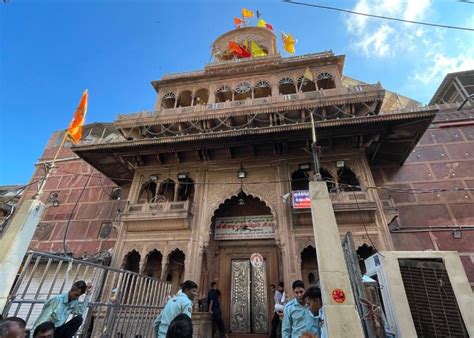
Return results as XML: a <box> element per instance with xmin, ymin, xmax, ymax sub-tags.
<box><xmin>71</xmin><ymin>26</ymin><xmax>437</xmax><ymax>335</ymax></box>
<box><xmin>20</xmin><ymin>123</ymin><xmax>126</xmax><ymax>257</ymax></box>
<box><xmin>375</xmin><ymin>70</ymin><xmax>474</xmax><ymax>288</ymax></box>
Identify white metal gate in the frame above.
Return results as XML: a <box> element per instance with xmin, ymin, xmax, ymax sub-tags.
<box><xmin>2</xmin><ymin>251</ymin><xmax>171</xmax><ymax>337</ymax></box>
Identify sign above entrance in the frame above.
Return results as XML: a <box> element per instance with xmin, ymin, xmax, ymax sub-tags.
<box><xmin>214</xmin><ymin>215</ymin><xmax>275</xmax><ymax>240</ymax></box>
<box><xmin>292</xmin><ymin>190</ymin><xmax>311</xmax><ymax>209</ymax></box>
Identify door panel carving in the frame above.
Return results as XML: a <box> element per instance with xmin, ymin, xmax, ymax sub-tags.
<box><xmin>251</xmin><ymin>260</ymin><xmax>269</xmax><ymax>333</ymax></box>
<box><xmin>230</xmin><ymin>260</ymin><xmax>251</xmax><ymax>333</ymax></box>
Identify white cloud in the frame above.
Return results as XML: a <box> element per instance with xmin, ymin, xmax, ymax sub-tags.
<box><xmin>413</xmin><ymin>49</ymin><xmax>474</xmax><ymax>85</ymax></box>
<box><xmin>355</xmin><ymin>24</ymin><xmax>395</xmax><ymax>57</ymax></box>
<box><xmin>344</xmin><ymin>0</ymin><xmax>432</xmax><ymax>57</ymax></box>
<box><xmin>344</xmin><ymin>0</ymin><xmax>474</xmax><ymax>97</ymax></box>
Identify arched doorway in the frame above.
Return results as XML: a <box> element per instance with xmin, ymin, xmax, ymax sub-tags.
<box><xmin>165</xmin><ymin>249</ymin><xmax>185</xmax><ymax>294</ymax></box>
<box><xmin>301</xmin><ymin>246</ymin><xmax>319</xmax><ymax>287</ymax></box>
<box><xmin>203</xmin><ymin>192</ymin><xmax>280</xmax><ymax>336</ymax></box>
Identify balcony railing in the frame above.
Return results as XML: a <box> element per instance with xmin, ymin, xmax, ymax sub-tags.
<box><xmin>121</xmin><ymin>200</ymin><xmax>194</xmax><ymax>231</ymax></box>
<box><xmin>116</xmin><ymin>83</ymin><xmax>383</xmax><ymax>122</ymax></box>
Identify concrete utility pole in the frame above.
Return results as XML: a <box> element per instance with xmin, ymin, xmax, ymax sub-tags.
<box><xmin>0</xmin><ymin>163</ymin><xmax>55</xmax><ymax>313</ymax></box>
<box><xmin>0</xmin><ymin>198</ymin><xmax>46</xmax><ymax>313</ymax></box>
<box><xmin>308</xmin><ymin>111</ymin><xmax>365</xmax><ymax>337</ymax></box>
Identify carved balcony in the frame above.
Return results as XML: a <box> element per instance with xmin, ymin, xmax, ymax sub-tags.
<box><xmin>292</xmin><ymin>191</ymin><xmax>377</xmax><ymax>227</ymax></box>
<box><xmin>121</xmin><ymin>200</ymin><xmax>194</xmax><ymax>232</ymax></box>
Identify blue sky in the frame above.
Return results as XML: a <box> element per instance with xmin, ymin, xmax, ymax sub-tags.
<box><xmin>1</xmin><ymin>0</ymin><xmax>473</xmax><ymax>185</ymax></box>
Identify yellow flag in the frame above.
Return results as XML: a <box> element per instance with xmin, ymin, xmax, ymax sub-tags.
<box><xmin>281</xmin><ymin>32</ymin><xmax>296</xmax><ymax>54</ymax></box>
<box><xmin>304</xmin><ymin>67</ymin><xmax>313</xmax><ymax>81</ymax></box>
<box><xmin>251</xmin><ymin>41</ymin><xmax>267</xmax><ymax>57</ymax></box>
<box><xmin>242</xmin><ymin>8</ymin><xmax>254</xmax><ymax>18</ymax></box>
<box><xmin>257</xmin><ymin>19</ymin><xmax>266</xmax><ymax>27</ymax></box>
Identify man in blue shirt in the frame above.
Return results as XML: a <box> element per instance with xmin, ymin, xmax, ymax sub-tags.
<box><xmin>33</xmin><ymin>280</ymin><xmax>92</xmax><ymax>338</ymax></box>
<box><xmin>154</xmin><ymin>280</ymin><xmax>198</xmax><ymax>338</ymax></box>
<box><xmin>282</xmin><ymin>280</ymin><xmax>306</xmax><ymax>338</ymax></box>
<box><xmin>302</xmin><ymin>286</ymin><xmax>327</xmax><ymax>338</ymax></box>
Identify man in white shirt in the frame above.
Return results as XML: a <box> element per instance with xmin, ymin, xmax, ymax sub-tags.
<box><xmin>270</xmin><ymin>282</ymin><xmax>285</xmax><ymax>338</ymax></box>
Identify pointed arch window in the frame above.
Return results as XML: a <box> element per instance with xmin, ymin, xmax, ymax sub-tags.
<box><xmin>215</xmin><ymin>85</ymin><xmax>233</xmax><ymax>103</ymax></box>
<box><xmin>254</xmin><ymin>80</ymin><xmax>272</xmax><ymax>98</ymax></box>
<box><xmin>161</xmin><ymin>92</ymin><xmax>176</xmax><ymax>109</ymax></box>
<box><xmin>234</xmin><ymin>82</ymin><xmax>252</xmax><ymax>100</ymax></box>
<box><xmin>297</xmin><ymin>75</ymin><xmax>316</xmax><ymax>92</ymax></box>
<box><xmin>279</xmin><ymin>77</ymin><xmax>296</xmax><ymax>95</ymax></box>
<box><xmin>317</xmin><ymin>72</ymin><xmax>336</xmax><ymax>90</ymax></box>
<box><xmin>337</xmin><ymin>166</ymin><xmax>361</xmax><ymax>191</ymax></box>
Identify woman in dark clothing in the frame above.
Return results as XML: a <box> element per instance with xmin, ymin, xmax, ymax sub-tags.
<box><xmin>208</xmin><ymin>282</ymin><xmax>227</xmax><ymax>338</ymax></box>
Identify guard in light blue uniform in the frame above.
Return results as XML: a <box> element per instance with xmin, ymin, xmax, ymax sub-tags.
<box><xmin>303</xmin><ymin>286</ymin><xmax>327</xmax><ymax>338</ymax></box>
<box><xmin>282</xmin><ymin>280</ymin><xmax>307</xmax><ymax>338</ymax></box>
<box><xmin>154</xmin><ymin>280</ymin><xmax>198</xmax><ymax>338</ymax></box>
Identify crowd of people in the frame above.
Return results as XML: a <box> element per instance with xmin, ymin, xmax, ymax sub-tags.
<box><xmin>1</xmin><ymin>278</ymin><xmax>326</xmax><ymax>338</ymax></box>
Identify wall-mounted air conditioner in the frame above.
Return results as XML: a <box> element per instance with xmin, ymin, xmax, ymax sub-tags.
<box><xmin>364</xmin><ymin>251</ymin><xmax>474</xmax><ymax>338</ymax></box>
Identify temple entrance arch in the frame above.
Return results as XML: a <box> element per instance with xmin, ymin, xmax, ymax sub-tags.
<box><xmin>201</xmin><ymin>192</ymin><xmax>280</xmax><ymax>337</ymax></box>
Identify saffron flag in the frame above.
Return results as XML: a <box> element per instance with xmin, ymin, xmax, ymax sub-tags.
<box><xmin>251</xmin><ymin>41</ymin><xmax>267</xmax><ymax>57</ymax></box>
<box><xmin>228</xmin><ymin>41</ymin><xmax>251</xmax><ymax>58</ymax></box>
<box><xmin>242</xmin><ymin>8</ymin><xmax>254</xmax><ymax>18</ymax></box>
<box><xmin>304</xmin><ymin>67</ymin><xmax>313</xmax><ymax>81</ymax></box>
<box><xmin>234</xmin><ymin>17</ymin><xmax>243</xmax><ymax>27</ymax></box>
<box><xmin>281</xmin><ymin>32</ymin><xmax>296</xmax><ymax>54</ymax></box>
<box><xmin>67</xmin><ymin>90</ymin><xmax>88</xmax><ymax>144</ymax></box>
<box><xmin>257</xmin><ymin>19</ymin><xmax>273</xmax><ymax>31</ymax></box>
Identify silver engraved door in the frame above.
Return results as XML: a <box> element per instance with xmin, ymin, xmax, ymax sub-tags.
<box><xmin>229</xmin><ymin>259</ymin><xmax>269</xmax><ymax>334</ymax></box>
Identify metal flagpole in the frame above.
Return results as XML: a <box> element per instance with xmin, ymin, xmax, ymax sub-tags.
<box><xmin>309</xmin><ymin>110</ymin><xmax>321</xmax><ymax>181</ymax></box>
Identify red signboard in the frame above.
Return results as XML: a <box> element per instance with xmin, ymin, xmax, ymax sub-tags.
<box><xmin>292</xmin><ymin>190</ymin><xmax>311</xmax><ymax>209</ymax></box>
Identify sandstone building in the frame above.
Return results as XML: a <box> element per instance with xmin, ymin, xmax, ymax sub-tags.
<box><xmin>7</xmin><ymin>26</ymin><xmax>473</xmax><ymax>336</ymax></box>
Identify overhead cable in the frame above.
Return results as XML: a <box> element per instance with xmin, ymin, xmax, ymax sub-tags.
<box><xmin>283</xmin><ymin>0</ymin><xmax>474</xmax><ymax>32</ymax></box>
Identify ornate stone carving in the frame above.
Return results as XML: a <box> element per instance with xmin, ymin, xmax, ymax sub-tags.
<box><xmin>251</xmin><ymin>261</ymin><xmax>268</xmax><ymax>333</ymax></box>
<box><xmin>230</xmin><ymin>260</ymin><xmax>251</xmax><ymax>333</ymax></box>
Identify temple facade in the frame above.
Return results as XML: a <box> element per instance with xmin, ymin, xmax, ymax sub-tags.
<box><xmin>69</xmin><ymin>26</ymin><xmax>438</xmax><ymax>335</ymax></box>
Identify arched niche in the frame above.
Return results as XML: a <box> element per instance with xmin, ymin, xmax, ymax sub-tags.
<box><xmin>215</xmin><ymin>85</ymin><xmax>233</xmax><ymax>103</ymax></box>
<box><xmin>143</xmin><ymin>249</ymin><xmax>163</xmax><ymax>279</ymax></box>
<box><xmin>337</xmin><ymin>166</ymin><xmax>361</xmax><ymax>191</ymax></box>
<box><xmin>177</xmin><ymin>90</ymin><xmax>193</xmax><ymax>107</ymax></box>
<box><xmin>279</xmin><ymin>77</ymin><xmax>296</xmax><ymax>95</ymax></box>
<box><xmin>297</xmin><ymin>76</ymin><xmax>316</xmax><ymax>92</ymax></box>
<box><xmin>158</xmin><ymin>179</ymin><xmax>176</xmax><ymax>201</ymax></box>
<box><xmin>317</xmin><ymin>72</ymin><xmax>336</xmax><ymax>90</ymax></box>
<box><xmin>300</xmin><ymin>246</ymin><xmax>319</xmax><ymax>287</ymax></box>
<box><xmin>254</xmin><ymin>80</ymin><xmax>272</xmax><ymax>98</ymax></box>
<box><xmin>161</xmin><ymin>92</ymin><xmax>176</xmax><ymax>109</ymax></box>
<box><xmin>165</xmin><ymin>249</ymin><xmax>186</xmax><ymax>294</ymax></box>
<box><xmin>194</xmin><ymin>88</ymin><xmax>209</xmax><ymax>105</ymax></box>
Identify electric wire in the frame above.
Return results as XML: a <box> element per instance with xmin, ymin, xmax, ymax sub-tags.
<box><xmin>53</xmin><ymin>167</ymin><xmax>474</xmax><ymax>195</ymax></box>
<box><xmin>283</xmin><ymin>0</ymin><xmax>474</xmax><ymax>32</ymax></box>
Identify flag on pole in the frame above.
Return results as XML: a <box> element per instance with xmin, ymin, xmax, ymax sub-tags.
<box><xmin>304</xmin><ymin>67</ymin><xmax>314</xmax><ymax>81</ymax></box>
<box><xmin>281</xmin><ymin>32</ymin><xmax>296</xmax><ymax>54</ymax></box>
<box><xmin>251</xmin><ymin>41</ymin><xmax>267</xmax><ymax>57</ymax></box>
<box><xmin>234</xmin><ymin>17</ymin><xmax>243</xmax><ymax>27</ymax></box>
<box><xmin>67</xmin><ymin>90</ymin><xmax>88</xmax><ymax>144</ymax></box>
<box><xmin>257</xmin><ymin>19</ymin><xmax>274</xmax><ymax>31</ymax></box>
<box><xmin>242</xmin><ymin>8</ymin><xmax>254</xmax><ymax>18</ymax></box>
<box><xmin>228</xmin><ymin>41</ymin><xmax>251</xmax><ymax>58</ymax></box>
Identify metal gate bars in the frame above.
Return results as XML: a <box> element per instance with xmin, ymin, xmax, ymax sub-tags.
<box><xmin>2</xmin><ymin>251</ymin><xmax>171</xmax><ymax>337</ymax></box>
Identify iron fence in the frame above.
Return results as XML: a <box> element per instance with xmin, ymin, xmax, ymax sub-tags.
<box><xmin>2</xmin><ymin>251</ymin><xmax>171</xmax><ymax>337</ymax></box>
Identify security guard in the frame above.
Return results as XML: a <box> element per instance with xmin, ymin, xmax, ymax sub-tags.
<box><xmin>154</xmin><ymin>280</ymin><xmax>199</xmax><ymax>338</ymax></box>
